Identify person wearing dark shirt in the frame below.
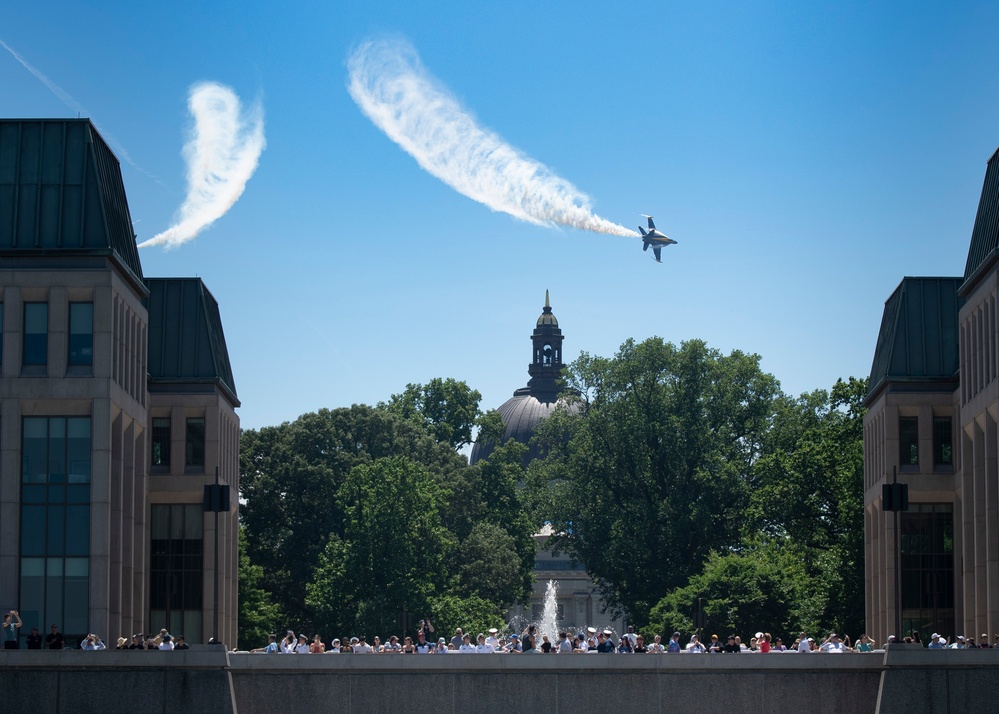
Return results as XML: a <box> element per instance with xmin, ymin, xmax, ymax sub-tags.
<box><xmin>174</xmin><ymin>635</ymin><xmax>190</xmax><ymax>650</ymax></box>
<box><xmin>596</xmin><ymin>631</ymin><xmax>616</xmax><ymax>653</ymax></box>
<box><xmin>722</xmin><ymin>635</ymin><xmax>740</xmax><ymax>653</ymax></box>
<box><xmin>26</xmin><ymin>627</ymin><xmax>43</xmax><ymax>649</ymax></box>
<box><xmin>45</xmin><ymin>625</ymin><xmax>65</xmax><ymax>650</ymax></box>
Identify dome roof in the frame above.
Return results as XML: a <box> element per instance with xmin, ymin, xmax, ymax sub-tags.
<box><xmin>469</xmin><ymin>391</ymin><xmax>578</xmax><ymax>465</ymax></box>
<box><xmin>536</xmin><ymin>289</ymin><xmax>558</xmax><ymax>327</ymax></box>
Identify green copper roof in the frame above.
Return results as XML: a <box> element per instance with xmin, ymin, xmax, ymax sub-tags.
<box><xmin>145</xmin><ymin>278</ymin><xmax>239</xmax><ymax>406</ymax></box>
<box><xmin>963</xmin><ymin>146</ymin><xmax>999</xmax><ymax>288</ymax></box>
<box><xmin>867</xmin><ymin>276</ymin><xmax>962</xmax><ymax>402</ymax></box>
<box><xmin>0</xmin><ymin>119</ymin><xmax>144</xmax><ymax>289</ymax></box>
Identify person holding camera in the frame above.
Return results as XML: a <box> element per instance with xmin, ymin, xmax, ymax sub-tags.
<box><xmin>3</xmin><ymin>611</ymin><xmax>23</xmax><ymax>649</ymax></box>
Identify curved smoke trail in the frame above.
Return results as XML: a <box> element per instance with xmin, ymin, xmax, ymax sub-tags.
<box><xmin>139</xmin><ymin>82</ymin><xmax>265</xmax><ymax>249</ymax></box>
<box><xmin>347</xmin><ymin>38</ymin><xmax>636</xmax><ymax>237</ymax></box>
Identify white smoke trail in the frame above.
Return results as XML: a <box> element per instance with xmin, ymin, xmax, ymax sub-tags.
<box><xmin>347</xmin><ymin>38</ymin><xmax>637</xmax><ymax>237</ymax></box>
<box><xmin>139</xmin><ymin>82</ymin><xmax>265</xmax><ymax>249</ymax></box>
<box><xmin>0</xmin><ymin>37</ymin><xmax>155</xmax><ymax>180</ymax></box>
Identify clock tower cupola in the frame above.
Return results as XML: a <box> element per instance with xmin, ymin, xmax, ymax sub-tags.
<box><xmin>526</xmin><ymin>290</ymin><xmax>564</xmax><ymax>403</ymax></box>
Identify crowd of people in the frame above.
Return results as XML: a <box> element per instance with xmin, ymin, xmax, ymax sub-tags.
<box><xmin>8</xmin><ymin>609</ymin><xmax>999</xmax><ymax>653</ymax></box>
<box><xmin>244</xmin><ymin>619</ymin><xmax>999</xmax><ymax>655</ymax></box>
<box><xmin>1</xmin><ymin>612</ymin><xmax>191</xmax><ymax>652</ymax></box>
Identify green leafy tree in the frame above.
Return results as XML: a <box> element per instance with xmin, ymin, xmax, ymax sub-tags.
<box><xmin>429</xmin><ymin>594</ymin><xmax>507</xmax><ymax>640</ymax></box>
<box><xmin>382</xmin><ymin>378</ymin><xmax>485</xmax><ymax>450</ymax></box>
<box><xmin>306</xmin><ymin>457</ymin><xmax>457</xmax><ymax>638</ymax></box>
<box><xmin>748</xmin><ymin>377</ymin><xmax>867</xmax><ymax>636</ymax></box>
<box><xmin>647</xmin><ymin>539</ymin><xmax>827</xmax><ymax>643</ymax></box>
<box><xmin>239</xmin><ymin>405</ymin><xmax>465</xmax><ymax>628</ymax></box>
<box><xmin>237</xmin><ymin>526</ymin><xmax>282</xmax><ymax>650</ymax></box>
<box><xmin>525</xmin><ymin>338</ymin><xmax>781</xmax><ymax>624</ymax></box>
<box><xmin>454</xmin><ymin>522</ymin><xmax>525</xmax><ymax>606</ymax></box>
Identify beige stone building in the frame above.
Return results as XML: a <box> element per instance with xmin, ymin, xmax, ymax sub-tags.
<box><xmin>0</xmin><ymin>119</ymin><xmax>239</xmax><ymax>646</ymax></box>
<box><xmin>865</xmin><ymin>146</ymin><xmax>999</xmax><ymax>642</ymax></box>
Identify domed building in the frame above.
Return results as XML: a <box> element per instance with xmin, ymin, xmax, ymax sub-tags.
<box><xmin>471</xmin><ymin>292</ymin><xmax>625</xmax><ymax>635</ymax></box>
<box><xmin>470</xmin><ymin>290</ymin><xmax>574</xmax><ymax>466</ymax></box>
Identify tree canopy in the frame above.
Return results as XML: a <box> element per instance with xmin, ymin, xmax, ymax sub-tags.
<box><xmin>525</xmin><ymin>338</ymin><xmax>781</xmax><ymax>624</ymax></box>
<box><xmin>239</xmin><ymin>382</ymin><xmax>536</xmax><ymax>641</ymax></box>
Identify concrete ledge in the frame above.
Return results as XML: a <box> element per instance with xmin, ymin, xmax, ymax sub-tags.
<box><xmin>227</xmin><ymin>651</ymin><xmax>885</xmax><ymax>673</ymax></box>
<box><xmin>0</xmin><ymin>648</ymin><xmax>230</xmax><ymax>670</ymax></box>
<box><xmin>3</xmin><ymin>648</ymin><xmax>996</xmax><ymax>713</ymax></box>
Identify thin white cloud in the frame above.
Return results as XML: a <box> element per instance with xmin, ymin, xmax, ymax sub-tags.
<box><xmin>139</xmin><ymin>82</ymin><xmax>265</xmax><ymax>249</ymax></box>
<box><xmin>347</xmin><ymin>37</ymin><xmax>636</xmax><ymax>237</ymax></box>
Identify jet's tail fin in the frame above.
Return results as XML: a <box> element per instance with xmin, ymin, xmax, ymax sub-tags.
<box><xmin>638</xmin><ymin>225</ymin><xmax>647</xmax><ymax>236</ymax></box>
<box><xmin>647</xmin><ymin>216</ymin><xmax>657</xmax><ymax>230</ymax></box>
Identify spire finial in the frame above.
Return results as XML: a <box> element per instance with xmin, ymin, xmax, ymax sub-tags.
<box><xmin>545</xmin><ymin>289</ymin><xmax>550</xmax><ymax>309</ymax></box>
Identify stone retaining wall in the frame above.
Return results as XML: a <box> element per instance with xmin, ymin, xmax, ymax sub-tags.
<box><xmin>1</xmin><ymin>646</ymin><xmax>995</xmax><ymax>714</ymax></box>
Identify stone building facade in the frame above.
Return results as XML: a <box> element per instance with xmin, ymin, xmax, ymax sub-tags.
<box><xmin>865</xmin><ymin>146</ymin><xmax>999</xmax><ymax>642</ymax></box>
<box><xmin>0</xmin><ymin>119</ymin><xmax>239</xmax><ymax>646</ymax></box>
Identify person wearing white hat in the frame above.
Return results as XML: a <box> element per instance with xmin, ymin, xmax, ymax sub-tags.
<box><xmin>927</xmin><ymin>633</ymin><xmax>945</xmax><ymax>649</ymax></box>
<box><xmin>485</xmin><ymin>628</ymin><xmax>500</xmax><ymax>651</ymax></box>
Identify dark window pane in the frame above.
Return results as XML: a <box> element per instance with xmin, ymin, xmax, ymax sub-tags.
<box><xmin>185</xmin><ymin>418</ymin><xmax>205</xmax><ymax>468</ymax></box>
<box><xmin>899</xmin><ymin>416</ymin><xmax>919</xmax><ymax>466</ymax></box>
<box><xmin>22</xmin><ymin>485</ymin><xmax>46</xmax><ymax>504</ymax></box>
<box><xmin>22</xmin><ymin>418</ymin><xmax>48</xmax><ymax>483</ymax></box>
<box><xmin>67</xmin><ymin>418</ymin><xmax>91</xmax><ymax>483</ymax></box>
<box><xmin>48</xmin><ymin>418</ymin><xmax>66</xmax><ymax>483</ymax></box>
<box><xmin>65</xmin><ymin>507</ymin><xmax>89</xmax><ymax>556</ymax></box>
<box><xmin>151</xmin><ymin>417</ymin><xmax>171</xmax><ymax>467</ymax></box>
<box><xmin>21</xmin><ymin>505</ymin><xmax>46</xmax><ymax>556</ymax></box>
<box><xmin>68</xmin><ymin>303</ymin><xmax>93</xmax><ymax>366</ymax></box>
<box><xmin>933</xmin><ymin>417</ymin><xmax>952</xmax><ymax>466</ymax></box>
<box><xmin>66</xmin><ymin>485</ymin><xmax>89</xmax><ymax>504</ymax></box>
<box><xmin>23</xmin><ymin>303</ymin><xmax>48</xmax><ymax>365</ymax></box>
<box><xmin>47</xmin><ymin>506</ymin><xmax>65</xmax><ymax>556</ymax></box>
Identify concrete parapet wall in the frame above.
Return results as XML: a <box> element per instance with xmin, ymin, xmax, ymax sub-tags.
<box><xmin>2</xmin><ymin>647</ymin><xmax>997</xmax><ymax>714</ymax></box>
<box><xmin>0</xmin><ymin>649</ymin><xmax>234</xmax><ymax>714</ymax></box>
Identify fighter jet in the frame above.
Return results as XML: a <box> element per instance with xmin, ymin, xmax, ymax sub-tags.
<box><xmin>638</xmin><ymin>215</ymin><xmax>677</xmax><ymax>263</ymax></box>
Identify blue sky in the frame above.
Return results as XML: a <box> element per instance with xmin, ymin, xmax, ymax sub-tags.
<box><xmin>3</xmin><ymin>1</ymin><xmax>998</xmax><ymax>430</ymax></box>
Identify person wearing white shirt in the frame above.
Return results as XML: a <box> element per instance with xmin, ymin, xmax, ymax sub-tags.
<box><xmin>158</xmin><ymin>634</ymin><xmax>174</xmax><ymax>651</ymax></box>
<box><xmin>686</xmin><ymin>635</ymin><xmax>706</xmax><ymax>653</ymax></box>
<box><xmin>294</xmin><ymin>635</ymin><xmax>311</xmax><ymax>653</ymax></box>
<box><xmin>820</xmin><ymin>634</ymin><xmax>846</xmax><ymax>653</ymax></box>
<box><xmin>475</xmin><ymin>634</ymin><xmax>494</xmax><ymax>653</ymax></box>
<box><xmin>353</xmin><ymin>636</ymin><xmax>373</xmax><ymax>654</ymax></box>
<box><xmin>797</xmin><ymin>633</ymin><xmax>811</xmax><ymax>653</ymax></box>
<box><xmin>459</xmin><ymin>634</ymin><xmax>476</xmax><ymax>652</ymax></box>
<box><xmin>485</xmin><ymin>629</ymin><xmax>500</xmax><ymax>651</ymax></box>
<box><xmin>624</xmin><ymin>625</ymin><xmax>638</xmax><ymax>648</ymax></box>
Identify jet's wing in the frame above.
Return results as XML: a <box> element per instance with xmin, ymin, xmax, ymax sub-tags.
<box><xmin>653</xmin><ymin>245</ymin><xmax>662</xmax><ymax>262</ymax></box>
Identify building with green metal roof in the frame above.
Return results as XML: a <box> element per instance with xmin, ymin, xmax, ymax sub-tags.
<box><xmin>0</xmin><ymin>119</ymin><xmax>240</xmax><ymax>647</ymax></box>
<box><xmin>865</xmin><ymin>147</ymin><xmax>999</xmax><ymax>644</ymax></box>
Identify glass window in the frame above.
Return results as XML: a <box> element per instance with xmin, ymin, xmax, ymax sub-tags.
<box><xmin>150</xmin><ymin>504</ymin><xmax>203</xmax><ymax>643</ymax></box>
<box><xmin>151</xmin><ymin>417</ymin><xmax>171</xmax><ymax>467</ymax></box>
<box><xmin>20</xmin><ymin>417</ymin><xmax>90</xmax><ymax>644</ymax></box>
<box><xmin>23</xmin><ymin>302</ymin><xmax>48</xmax><ymax>366</ymax></box>
<box><xmin>933</xmin><ymin>417</ymin><xmax>953</xmax><ymax>467</ymax></box>
<box><xmin>900</xmin><ymin>503</ymin><xmax>954</xmax><ymax>642</ymax></box>
<box><xmin>0</xmin><ymin>301</ymin><xmax>4</xmax><ymax>365</ymax></box>
<box><xmin>899</xmin><ymin>416</ymin><xmax>918</xmax><ymax>466</ymax></box>
<box><xmin>185</xmin><ymin>417</ymin><xmax>205</xmax><ymax>469</ymax></box>
<box><xmin>68</xmin><ymin>303</ymin><xmax>93</xmax><ymax>366</ymax></box>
